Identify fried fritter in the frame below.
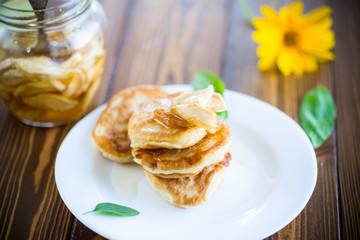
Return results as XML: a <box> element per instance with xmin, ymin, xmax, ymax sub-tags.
<box><xmin>133</xmin><ymin>122</ymin><xmax>231</xmax><ymax>177</ymax></box>
<box><xmin>145</xmin><ymin>153</ymin><xmax>231</xmax><ymax>208</ymax></box>
<box><xmin>92</xmin><ymin>86</ymin><xmax>168</xmax><ymax>163</ymax></box>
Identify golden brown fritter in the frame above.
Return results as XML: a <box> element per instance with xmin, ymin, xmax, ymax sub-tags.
<box><xmin>92</xmin><ymin>86</ymin><xmax>168</xmax><ymax>163</ymax></box>
<box><xmin>145</xmin><ymin>153</ymin><xmax>231</xmax><ymax>208</ymax></box>
<box><xmin>133</xmin><ymin>122</ymin><xmax>231</xmax><ymax>177</ymax></box>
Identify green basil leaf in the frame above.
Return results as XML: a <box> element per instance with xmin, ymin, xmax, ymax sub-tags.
<box><xmin>191</xmin><ymin>71</ymin><xmax>226</xmax><ymax>96</ymax></box>
<box><xmin>216</xmin><ymin>111</ymin><xmax>228</xmax><ymax>121</ymax></box>
<box><xmin>191</xmin><ymin>71</ymin><xmax>228</xmax><ymax>120</ymax></box>
<box><xmin>299</xmin><ymin>86</ymin><xmax>336</xmax><ymax>149</ymax></box>
<box><xmin>85</xmin><ymin>202</ymin><xmax>139</xmax><ymax>217</ymax></box>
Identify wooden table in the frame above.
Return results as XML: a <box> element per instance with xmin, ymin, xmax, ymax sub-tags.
<box><xmin>1</xmin><ymin>0</ymin><xmax>359</xmax><ymax>239</ymax></box>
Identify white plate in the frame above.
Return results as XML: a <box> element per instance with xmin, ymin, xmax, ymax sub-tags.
<box><xmin>55</xmin><ymin>85</ymin><xmax>317</xmax><ymax>240</ymax></box>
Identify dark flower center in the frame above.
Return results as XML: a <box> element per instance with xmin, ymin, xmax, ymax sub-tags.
<box><xmin>284</xmin><ymin>31</ymin><xmax>298</xmax><ymax>46</ymax></box>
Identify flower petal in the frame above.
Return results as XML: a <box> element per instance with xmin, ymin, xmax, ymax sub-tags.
<box><xmin>253</xmin><ymin>2</ymin><xmax>335</xmax><ymax>76</ymax></box>
<box><xmin>253</xmin><ymin>18</ymin><xmax>272</xmax><ymax>30</ymax></box>
<box><xmin>277</xmin><ymin>48</ymin><xmax>307</xmax><ymax>76</ymax></box>
<box><xmin>279</xmin><ymin>6</ymin><xmax>290</xmax><ymax>25</ymax></box>
<box><xmin>301</xmin><ymin>54</ymin><xmax>319</xmax><ymax>73</ymax></box>
<box><xmin>277</xmin><ymin>49</ymin><xmax>293</xmax><ymax>76</ymax></box>
<box><xmin>315</xmin><ymin>50</ymin><xmax>335</xmax><ymax>62</ymax></box>
<box><xmin>289</xmin><ymin>1</ymin><xmax>304</xmax><ymax>18</ymax></box>
<box><xmin>302</xmin><ymin>17</ymin><xmax>333</xmax><ymax>33</ymax></box>
<box><xmin>291</xmin><ymin>49</ymin><xmax>305</xmax><ymax>76</ymax></box>
<box><xmin>300</xmin><ymin>25</ymin><xmax>335</xmax><ymax>58</ymax></box>
<box><xmin>261</xmin><ymin>5</ymin><xmax>279</xmax><ymax>21</ymax></box>
<box><xmin>304</xmin><ymin>6</ymin><xmax>332</xmax><ymax>24</ymax></box>
<box><xmin>257</xmin><ymin>45</ymin><xmax>279</xmax><ymax>71</ymax></box>
<box><xmin>252</xmin><ymin>27</ymin><xmax>283</xmax><ymax>45</ymax></box>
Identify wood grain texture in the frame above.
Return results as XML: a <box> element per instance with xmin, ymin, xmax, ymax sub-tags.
<box><xmin>0</xmin><ymin>0</ymin><xmax>131</xmax><ymax>239</ymax></box>
<box><xmin>96</xmin><ymin>0</ymin><xmax>135</xmax><ymax>103</ymax></box>
<box><xmin>332</xmin><ymin>0</ymin><xmax>360</xmax><ymax>239</ymax></box>
<box><xmin>0</xmin><ymin>121</ymin><xmax>74</xmax><ymax>239</ymax></box>
<box><xmin>70</xmin><ymin>219</ymin><xmax>106</xmax><ymax>240</ymax></box>
<box><xmin>109</xmin><ymin>0</ymin><xmax>230</xmax><ymax>93</ymax></box>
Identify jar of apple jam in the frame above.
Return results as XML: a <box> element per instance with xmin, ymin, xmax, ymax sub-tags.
<box><xmin>0</xmin><ymin>0</ymin><xmax>106</xmax><ymax>127</ymax></box>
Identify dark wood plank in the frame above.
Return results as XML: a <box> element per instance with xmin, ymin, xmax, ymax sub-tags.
<box><xmin>0</xmin><ymin>121</ymin><xmax>74</xmax><ymax>239</ymax></box>
<box><xmin>96</xmin><ymin>0</ymin><xmax>134</xmax><ymax>103</ymax></box>
<box><xmin>332</xmin><ymin>0</ymin><xmax>360</xmax><ymax>239</ymax></box>
<box><xmin>70</xmin><ymin>219</ymin><xmax>105</xmax><ymax>240</ymax></box>
<box><xmin>109</xmin><ymin>0</ymin><xmax>230</xmax><ymax>93</ymax></box>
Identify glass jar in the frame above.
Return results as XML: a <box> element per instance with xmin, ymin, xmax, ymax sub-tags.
<box><xmin>0</xmin><ymin>0</ymin><xmax>106</xmax><ymax>127</ymax></box>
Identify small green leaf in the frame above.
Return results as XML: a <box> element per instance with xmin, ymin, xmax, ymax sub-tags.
<box><xmin>216</xmin><ymin>111</ymin><xmax>228</xmax><ymax>121</ymax></box>
<box><xmin>85</xmin><ymin>202</ymin><xmax>139</xmax><ymax>217</ymax></box>
<box><xmin>299</xmin><ymin>86</ymin><xmax>336</xmax><ymax>149</ymax></box>
<box><xmin>191</xmin><ymin>71</ymin><xmax>226</xmax><ymax>96</ymax></box>
<box><xmin>191</xmin><ymin>71</ymin><xmax>228</xmax><ymax>120</ymax></box>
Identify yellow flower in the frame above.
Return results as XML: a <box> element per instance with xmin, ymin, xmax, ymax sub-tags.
<box><xmin>253</xmin><ymin>1</ymin><xmax>335</xmax><ymax>76</ymax></box>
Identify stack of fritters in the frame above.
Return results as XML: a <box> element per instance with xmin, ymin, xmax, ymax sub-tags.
<box><xmin>128</xmin><ymin>86</ymin><xmax>232</xmax><ymax>208</ymax></box>
<box><xmin>92</xmin><ymin>86</ymin><xmax>168</xmax><ymax>163</ymax></box>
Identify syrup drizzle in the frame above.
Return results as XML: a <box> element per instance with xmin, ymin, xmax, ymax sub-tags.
<box><xmin>111</xmin><ymin>163</ymin><xmax>144</xmax><ymax>200</ymax></box>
